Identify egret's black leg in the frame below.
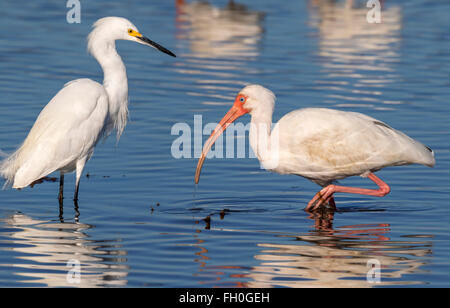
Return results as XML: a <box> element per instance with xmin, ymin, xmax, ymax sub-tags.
<box><xmin>74</xmin><ymin>157</ymin><xmax>87</xmax><ymax>203</ymax></box>
<box><xmin>74</xmin><ymin>199</ymin><xmax>80</xmax><ymax>222</ymax></box>
<box><xmin>74</xmin><ymin>180</ymin><xmax>80</xmax><ymax>202</ymax></box>
<box><xmin>58</xmin><ymin>174</ymin><xmax>64</xmax><ymax>204</ymax></box>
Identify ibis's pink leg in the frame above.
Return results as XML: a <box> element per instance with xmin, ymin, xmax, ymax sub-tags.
<box><xmin>305</xmin><ymin>173</ymin><xmax>391</xmax><ymax>212</ymax></box>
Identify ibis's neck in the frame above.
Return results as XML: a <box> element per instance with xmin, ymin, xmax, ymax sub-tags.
<box><xmin>249</xmin><ymin>109</ymin><xmax>275</xmax><ymax>168</ymax></box>
<box><xmin>92</xmin><ymin>41</ymin><xmax>129</xmax><ymax>139</ymax></box>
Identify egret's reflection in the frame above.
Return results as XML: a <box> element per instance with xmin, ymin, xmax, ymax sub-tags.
<box><xmin>309</xmin><ymin>0</ymin><xmax>402</xmax><ymax>109</ymax></box>
<box><xmin>246</xmin><ymin>211</ymin><xmax>431</xmax><ymax>287</ymax></box>
<box><xmin>0</xmin><ymin>213</ymin><xmax>128</xmax><ymax>287</ymax></box>
<box><xmin>175</xmin><ymin>0</ymin><xmax>265</xmax><ymax>104</ymax></box>
<box><xmin>58</xmin><ymin>198</ymin><xmax>80</xmax><ymax>223</ymax></box>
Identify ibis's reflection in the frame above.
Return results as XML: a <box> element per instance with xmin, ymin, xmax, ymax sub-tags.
<box><xmin>175</xmin><ymin>0</ymin><xmax>265</xmax><ymax>104</ymax></box>
<box><xmin>0</xmin><ymin>213</ymin><xmax>128</xmax><ymax>287</ymax></box>
<box><xmin>190</xmin><ymin>224</ymin><xmax>248</xmax><ymax>288</ymax></box>
<box><xmin>246</xmin><ymin>211</ymin><xmax>431</xmax><ymax>287</ymax></box>
<box><xmin>187</xmin><ymin>209</ymin><xmax>431</xmax><ymax>287</ymax></box>
<box><xmin>309</xmin><ymin>0</ymin><xmax>402</xmax><ymax>109</ymax></box>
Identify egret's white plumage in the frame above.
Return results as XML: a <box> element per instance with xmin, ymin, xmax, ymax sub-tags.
<box><xmin>195</xmin><ymin>85</ymin><xmax>435</xmax><ymax>210</ymax></box>
<box><xmin>2</xmin><ymin>79</ymin><xmax>108</xmax><ymax>189</ymax></box>
<box><xmin>0</xmin><ymin>17</ymin><xmax>175</xmax><ymax>201</ymax></box>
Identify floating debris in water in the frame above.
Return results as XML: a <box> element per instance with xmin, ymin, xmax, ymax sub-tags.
<box><xmin>220</xmin><ymin>209</ymin><xmax>229</xmax><ymax>220</ymax></box>
<box><xmin>203</xmin><ymin>215</ymin><xmax>211</xmax><ymax>230</ymax></box>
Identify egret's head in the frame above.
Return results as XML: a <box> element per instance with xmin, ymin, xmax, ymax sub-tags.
<box><xmin>88</xmin><ymin>17</ymin><xmax>176</xmax><ymax>57</ymax></box>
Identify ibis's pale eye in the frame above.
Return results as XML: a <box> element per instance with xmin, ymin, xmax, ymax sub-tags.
<box><xmin>239</xmin><ymin>97</ymin><xmax>245</xmax><ymax>103</ymax></box>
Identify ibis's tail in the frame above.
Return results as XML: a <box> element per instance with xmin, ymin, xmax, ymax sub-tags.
<box><xmin>425</xmin><ymin>145</ymin><xmax>436</xmax><ymax>167</ymax></box>
<box><xmin>415</xmin><ymin>143</ymin><xmax>435</xmax><ymax>168</ymax></box>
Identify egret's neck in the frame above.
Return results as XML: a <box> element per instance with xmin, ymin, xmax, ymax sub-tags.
<box><xmin>249</xmin><ymin>109</ymin><xmax>275</xmax><ymax>167</ymax></box>
<box><xmin>91</xmin><ymin>41</ymin><xmax>129</xmax><ymax>139</ymax></box>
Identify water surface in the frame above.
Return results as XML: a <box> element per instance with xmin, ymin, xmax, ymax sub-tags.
<box><xmin>0</xmin><ymin>0</ymin><xmax>449</xmax><ymax>287</ymax></box>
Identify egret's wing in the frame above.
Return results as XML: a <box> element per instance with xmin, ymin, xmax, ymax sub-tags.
<box><xmin>10</xmin><ymin>79</ymin><xmax>109</xmax><ymax>188</ymax></box>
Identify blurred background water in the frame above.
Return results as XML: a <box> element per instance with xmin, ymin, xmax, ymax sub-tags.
<box><xmin>0</xmin><ymin>0</ymin><xmax>449</xmax><ymax>287</ymax></box>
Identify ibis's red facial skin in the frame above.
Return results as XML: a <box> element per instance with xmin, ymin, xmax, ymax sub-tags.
<box><xmin>195</xmin><ymin>94</ymin><xmax>249</xmax><ymax>184</ymax></box>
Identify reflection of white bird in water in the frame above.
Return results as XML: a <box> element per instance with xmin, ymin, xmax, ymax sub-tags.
<box><xmin>310</xmin><ymin>0</ymin><xmax>395</xmax><ymax>58</ymax></box>
<box><xmin>176</xmin><ymin>0</ymin><xmax>265</xmax><ymax>58</ymax></box>
<box><xmin>0</xmin><ymin>17</ymin><xmax>176</xmax><ymax>203</ymax></box>
<box><xmin>310</xmin><ymin>0</ymin><xmax>385</xmax><ymax>9</ymax></box>
<box><xmin>195</xmin><ymin>85</ymin><xmax>435</xmax><ymax>211</ymax></box>
<box><xmin>247</xmin><ymin>227</ymin><xmax>430</xmax><ymax>288</ymax></box>
<box><xmin>2</xmin><ymin>213</ymin><xmax>128</xmax><ymax>287</ymax></box>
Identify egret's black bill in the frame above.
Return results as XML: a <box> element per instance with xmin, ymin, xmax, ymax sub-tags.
<box><xmin>138</xmin><ymin>36</ymin><xmax>176</xmax><ymax>57</ymax></box>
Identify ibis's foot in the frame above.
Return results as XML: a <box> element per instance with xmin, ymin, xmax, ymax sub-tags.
<box><xmin>305</xmin><ymin>196</ymin><xmax>336</xmax><ymax>212</ymax></box>
<box><xmin>327</xmin><ymin>196</ymin><xmax>336</xmax><ymax>210</ymax></box>
<box><xmin>305</xmin><ymin>186</ymin><xmax>336</xmax><ymax>212</ymax></box>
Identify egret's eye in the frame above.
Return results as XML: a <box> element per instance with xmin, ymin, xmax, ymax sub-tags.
<box><xmin>239</xmin><ymin>97</ymin><xmax>245</xmax><ymax>103</ymax></box>
<box><xmin>128</xmin><ymin>29</ymin><xmax>133</xmax><ymax>34</ymax></box>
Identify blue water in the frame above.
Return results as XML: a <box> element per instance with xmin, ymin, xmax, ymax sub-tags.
<box><xmin>0</xmin><ymin>0</ymin><xmax>449</xmax><ymax>287</ymax></box>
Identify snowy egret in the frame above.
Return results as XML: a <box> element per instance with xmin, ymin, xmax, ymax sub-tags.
<box><xmin>194</xmin><ymin>85</ymin><xmax>435</xmax><ymax>211</ymax></box>
<box><xmin>0</xmin><ymin>17</ymin><xmax>176</xmax><ymax>203</ymax></box>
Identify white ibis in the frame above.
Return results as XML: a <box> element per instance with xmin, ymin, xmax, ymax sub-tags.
<box><xmin>195</xmin><ymin>85</ymin><xmax>435</xmax><ymax>211</ymax></box>
<box><xmin>0</xmin><ymin>17</ymin><xmax>176</xmax><ymax>203</ymax></box>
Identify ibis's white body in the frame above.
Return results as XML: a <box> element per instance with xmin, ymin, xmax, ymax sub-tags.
<box><xmin>239</xmin><ymin>85</ymin><xmax>435</xmax><ymax>187</ymax></box>
<box><xmin>264</xmin><ymin>108</ymin><xmax>434</xmax><ymax>186</ymax></box>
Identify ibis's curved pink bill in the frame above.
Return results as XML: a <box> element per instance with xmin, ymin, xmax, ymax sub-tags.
<box><xmin>195</xmin><ymin>94</ymin><xmax>249</xmax><ymax>184</ymax></box>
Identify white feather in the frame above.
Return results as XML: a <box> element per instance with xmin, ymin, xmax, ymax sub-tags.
<box><xmin>1</xmin><ymin>79</ymin><xmax>108</xmax><ymax>189</ymax></box>
<box><xmin>238</xmin><ymin>85</ymin><xmax>435</xmax><ymax>187</ymax></box>
<box><xmin>0</xmin><ymin>17</ymin><xmax>173</xmax><ymax>192</ymax></box>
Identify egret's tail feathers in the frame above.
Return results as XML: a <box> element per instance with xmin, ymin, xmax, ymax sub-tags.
<box><xmin>0</xmin><ymin>150</ymin><xmax>19</xmax><ymax>189</ymax></box>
